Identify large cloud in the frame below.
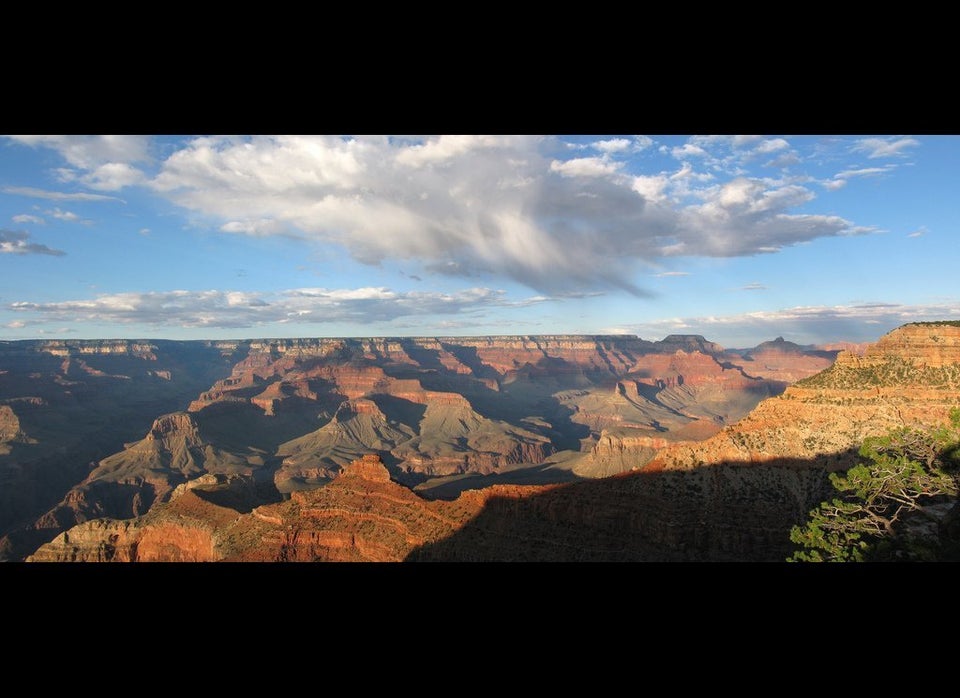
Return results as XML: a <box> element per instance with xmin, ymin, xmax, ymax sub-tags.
<box><xmin>0</xmin><ymin>135</ymin><xmax>882</xmax><ymax>297</ymax></box>
<box><xmin>7</xmin><ymin>286</ymin><xmax>549</xmax><ymax>329</ymax></box>
<box><xmin>667</xmin><ymin>178</ymin><xmax>865</xmax><ymax>256</ymax></box>
<box><xmin>143</xmin><ymin>135</ymin><xmax>868</xmax><ymax>296</ymax></box>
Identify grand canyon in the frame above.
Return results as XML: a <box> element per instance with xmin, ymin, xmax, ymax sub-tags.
<box><xmin>4</xmin><ymin>134</ymin><xmax>956</xmax><ymax>564</ymax></box>
<box><xmin>5</xmin><ymin>322</ymin><xmax>957</xmax><ymax>562</ymax></box>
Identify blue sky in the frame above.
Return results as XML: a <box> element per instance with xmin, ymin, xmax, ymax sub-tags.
<box><xmin>0</xmin><ymin>134</ymin><xmax>956</xmax><ymax>347</ymax></box>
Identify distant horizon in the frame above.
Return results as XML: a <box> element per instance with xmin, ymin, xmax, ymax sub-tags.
<box><xmin>0</xmin><ymin>325</ymin><xmax>900</xmax><ymax>350</ymax></box>
<box><xmin>3</xmin><ymin>135</ymin><xmax>958</xmax><ymax>347</ymax></box>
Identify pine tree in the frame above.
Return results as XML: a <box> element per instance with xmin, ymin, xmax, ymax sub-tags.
<box><xmin>788</xmin><ymin>408</ymin><xmax>960</xmax><ymax>562</ymax></box>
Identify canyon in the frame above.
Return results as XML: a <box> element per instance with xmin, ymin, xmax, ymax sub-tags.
<box><xmin>13</xmin><ymin>324</ymin><xmax>958</xmax><ymax>562</ymax></box>
<box><xmin>2</xmin><ymin>332</ymin><xmax>830</xmax><ymax>560</ymax></box>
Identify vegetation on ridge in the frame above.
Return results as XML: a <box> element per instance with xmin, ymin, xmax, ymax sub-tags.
<box><xmin>788</xmin><ymin>408</ymin><xmax>960</xmax><ymax>561</ymax></box>
<box><xmin>795</xmin><ymin>357</ymin><xmax>960</xmax><ymax>389</ymax></box>
<box><xmin>905</xmin><ymin>321</ymin><xmax>960</xmax><ymax>328</ymax></box>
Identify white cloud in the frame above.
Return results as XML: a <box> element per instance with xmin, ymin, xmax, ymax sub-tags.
<box><xmin>79</xmin><ymin>162</ymin><xmax>146</xmax><ymax>191</ymax></box>
<box><xmin>45</xmin><ymin>208</ymin><xmax>91</xmax><ymax>225</ymax></box>
<box><xmin>139</xmin><ymin>228</ymin><xmax>150</xmax><ymax>236</ymax></box>
<box><xmin>394</xmin><ymin>135</ymin><xmax>520</xmax><ymax>167</ymax></box>
<box><xmin>1</xmin><ymin>186</ymin><xmax>121</xmax><ymax>202</ymax></box>
<box><xmin>732</xmin><ymin>135</ymin><xmax>764</xmax><ymax>148</ymax></box>
<box><xmin>3</xmin><ymin>137</ymin><xmax>147</xmax><ymax>195</ymax></box>
<box><xmin>715</xmin><ymin>178</ymin><xmax>761</xmax><ymax>207</ymax></box>
<box><xmin>33</xmin><ymin>327</ymin><xmax>77</xmax><ymax>335</ymax></box>
<box><xmin>741</xmin><ymin>282</ymin><xmax>767</xmax><ymax>290</ymax></box>
<box><xmin>837</xmin><ymin>167</ymin><xmax>886</xmax><ymax>178</ymax></box>
<box><xmin>618</xmin><ymin>301</ymin><xmax>960</xmax><ymax>345</ymax></box>
<box><xmin>0</xmin><ymin>229</ymin><xmax>65</xmax><ymax>256</ymax></box>
<box><xmin>6</xmin><ymin>286</ymin><xmax>548</xmax><ymax>329</ymax></box>
<box><xmin>655</xmin><ymin>271</ymin><xmax>690</xmax><ymax>277</ymax></box>
<box><xmin>755</xmin><ymin>138</ymin><xmax>790</xmax><ymax>154</ymax></box>
<box><xmin>765</xmin><ymin>152</ymin><xmax>800</xmax><ymax>168</ymax></box>
<box><xmin>666</xmin><ymin>136</ymin><xmax>804</xmax><ymax>176</ymax></box>
<box><xmin>220</xmin><ymin>219</ymin><xmax>287</xmax><ymax>236</ymax></box>
<box><xmin>822</xmin><ymin>179</ymin><xmax>847</xmax><ymax>191</ymax></box>
<box><xmin>594</xmin><ymin>138</ymin><xmax>632</xmax><ymax>154</ymax></box>
<box><xmin>852</xmin><ymin>137</ymin><xmax>919</xmax><ymax>159</ymax></box>
<box><xmin>549</xmin><ymin>156</ymin><xmax>621</xmax><ymax>178</ymax></box>
<box><xmin>834</xmin><ymin>166</ymin><xmax>892</xmax><ymax>179</ymax></box>
<box><xmin>907</xmin><ymin>227</ymin><xmax>926</xmax><ymax>238</ymax></box>
<box><xmin>579</xmin><ymin>135</ymin><xmax>653</xmax><ymax>154</ymax></box>
<box><xmin>669</xmin><ymin>162</ymin><xmax>713</xmax><ymax>182</ymax></box>
<box><xmin>671</xmin><ymin>142</ymin><xmax>708</xmax><ymax>159</ymax></box>
<box><xmin>631</xmin><ymin>175</ymin><xmax>670</xmax><ymax>203</ymax></box>
<box><xmin>90</xmin><ymin>135</ymin><xmax>882</xmax><ymax>297</ymax></box>
<box><xmin>671</xmin><ymin>178</ymin><xmax>861</xmax><ymax>257</ymax></box>
<box><xmin>290</xmin><ymin>287</ymin><xmax>397</xmax><ymax>301</ymax></box>
<box><xmin>12</xmin><ymin>214</ymin><xmax>44</xmax><ymax>224</ymax></box>
<box><xmin>53</xmin><ymin>168</ymin><xmax>78</xmax><ymax>184</ymax></box>
<box><xmin>46</xmin><ymin>208</ymin><xmax>80</xmax><ymax>222</ymax></box>
<box><xmin>822</xmin><ymin>164</ymin><xmax>896</xmax><ymax>191</ymax></box>
<box><xmin>3</xmin><ymin>135</ymin><xmax>150</xmax><ymax>169</ymax></box>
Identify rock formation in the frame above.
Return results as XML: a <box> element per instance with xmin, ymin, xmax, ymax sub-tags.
<box><xmin>735</xmin><ymin>336</ymin><xmax>838</xmax><ymax>383</ymax></box>
<box><xmin>647</xmin><ymin>323</ymin><xmax>960</xmax><ymax>472</ymax></box>
<box><xmin>2</xmin><ymin>333</ymin><xmax>837</xmax><ymax>560</ymax></box>
<box><xmin>0</xmin><ymin>339</ymin><xmax>240</xmax><ymax>560</ymax></box>
<box><xmin>0</xmin><ymin>404</ymin><xmax>33</xmax><ymax>455</ymax></box>
<box><xmin>28</xmin><ymin>453</ymin><xmax>832</xmax><ymax>562</ymax></box>
<box><xmin>22</xmin><ymin>323</ymin><xmax>960</xmax><ymax>563</ymax></box>
<box><xmin>29</xmin><ymin>456</ymin><xmax>467</xmax><ymax>562</ymax></box>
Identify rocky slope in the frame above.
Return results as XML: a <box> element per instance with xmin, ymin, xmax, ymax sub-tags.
<box><xmin>29</xmin><ymin>456</ymin><xmax>469</xmax><ymax>562</ymax></box>
<box><xmin>647</xmin><ymin>323</ymin><xmax>960</xmax><ymax>472</ymax></box>
<box><xmin>27</xmin><ymin>471</ymin><xmax>259</xmax><ymax>562</ymax></box>
<box><xmin>28</xmin><ymin>453</ymin><xmax>832</xmax><ymax>562</ymax></box>
<box><xmin>0</xmin><ymin>404</ymin><xmax>34</xmax><ymax>455</ymax></box>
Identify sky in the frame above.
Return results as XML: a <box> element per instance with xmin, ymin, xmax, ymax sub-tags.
<box><xmin>0</xmin><ymin>134</ymin><xmax>956</xmax><ymax>348</ymax></box>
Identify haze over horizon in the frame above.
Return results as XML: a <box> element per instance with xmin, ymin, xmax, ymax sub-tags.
<box><xmin>1</xmin><ymin>134</ymin><xmax>957</xmax><ymax>347</ymax></box>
